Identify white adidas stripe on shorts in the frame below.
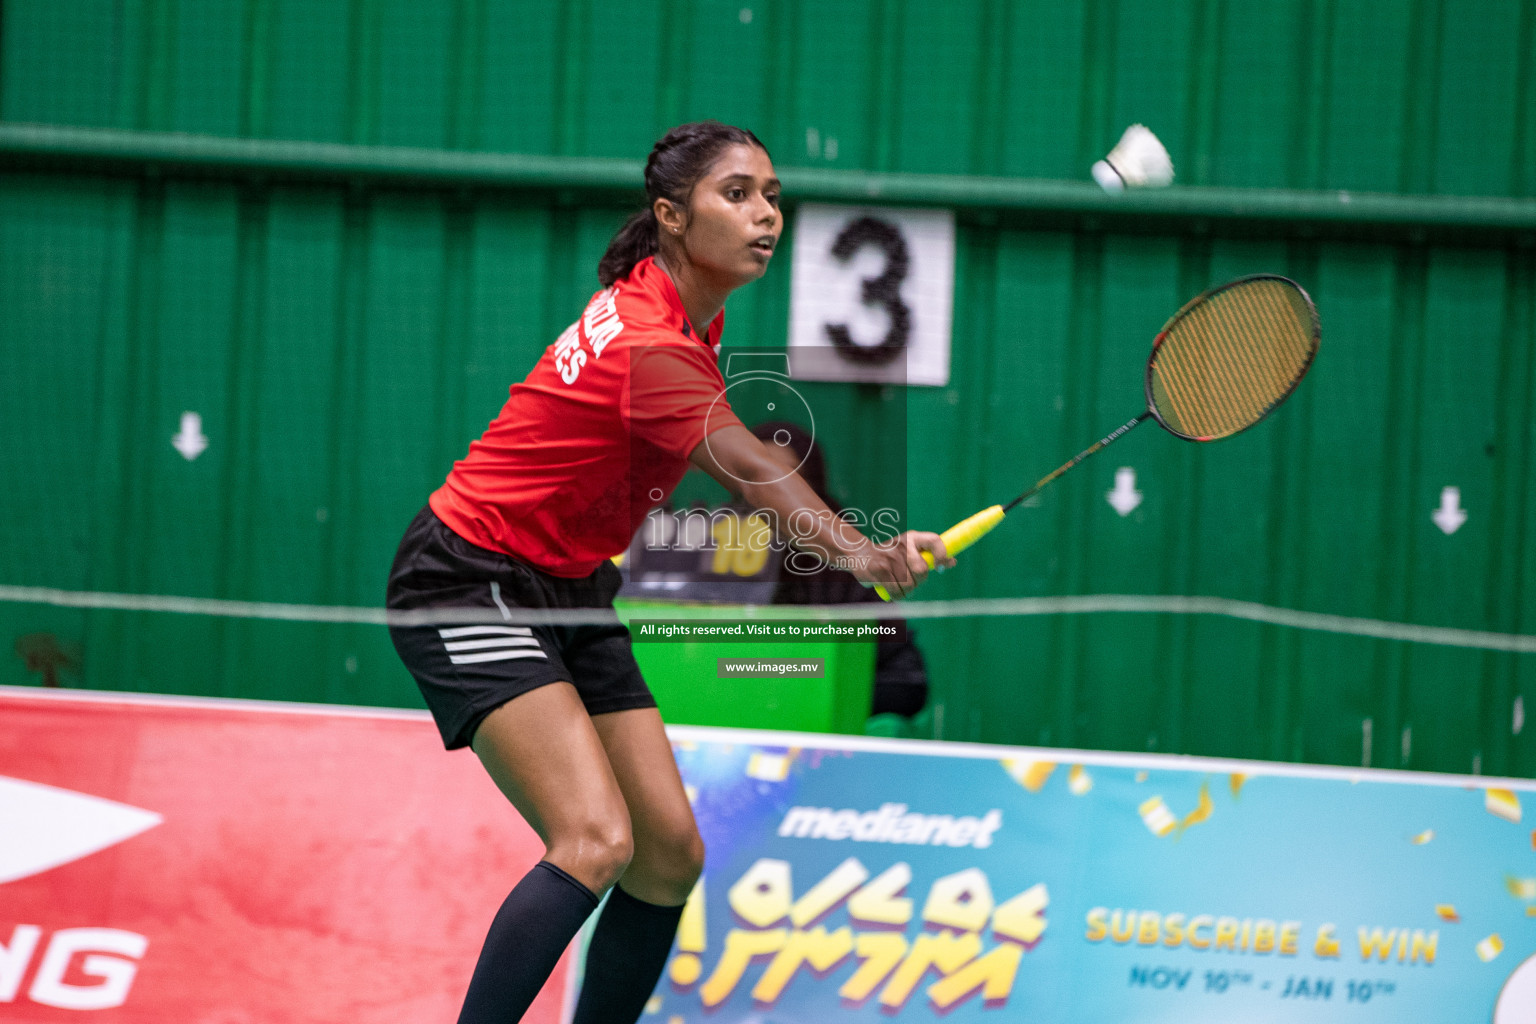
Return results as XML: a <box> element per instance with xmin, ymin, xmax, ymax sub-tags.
<box><xmin>437</xmin><ymin>625</ymin><xmax>547</xmax><ymax>665</ymax></box>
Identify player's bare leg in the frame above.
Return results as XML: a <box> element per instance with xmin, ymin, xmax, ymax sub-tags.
<box><xmin>471</xmin><ymin>683</ymin><xmax>635</xmax><ymax>892</ymax></box>
<box><xmin>569</xmin><ymin>707</ymin><xmax>704</xmax><ymax>1023</ymax></box>
<box><xmin>454</xmin><ymin>683</ymin><xmax>633</xmax><ymax>1024</ymax></box>
<box><xmin>592</xmin><ymin>707</ymin><xmax>704</xmax><ymax>903</ymax></box>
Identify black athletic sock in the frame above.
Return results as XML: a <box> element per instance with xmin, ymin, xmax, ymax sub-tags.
<box><xmin>571</xmin><ymin>884</ymin><xmax>686</xmax><ymax>1024</ymax></box>
<box><xmin>457</xmin><ymin>861</ymin><xmax>600</xmax><ymax>1024</ymax></box>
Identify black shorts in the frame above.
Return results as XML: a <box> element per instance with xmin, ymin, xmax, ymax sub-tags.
<box><xmin>386</xmin><ymin>506</ymin><xmax>654</xmax><ymax>750</ymax></box>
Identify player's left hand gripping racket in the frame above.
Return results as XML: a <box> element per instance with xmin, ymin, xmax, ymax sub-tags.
<box><xmin>875</xmin><ymin>274</ymin><xmax>1320</xmax><ymax>601</ymax></box>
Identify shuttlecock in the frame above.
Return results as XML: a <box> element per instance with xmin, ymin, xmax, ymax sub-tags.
<box><xmin>1092</xmin><ymin>125</ymin><xmax>1175</xmax><ymax>191</ymax></box>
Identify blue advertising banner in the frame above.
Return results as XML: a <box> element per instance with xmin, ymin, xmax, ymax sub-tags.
<box><xmin>654</xmin><ymin>728</ymin><xmax>1536</xmax><ymax>1023</ymax></box>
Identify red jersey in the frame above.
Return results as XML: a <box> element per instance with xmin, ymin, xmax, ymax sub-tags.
<box><xmin>430</xmin><ymin>257</ymin><xmax>742</xmax><ymax>577</ymax></box>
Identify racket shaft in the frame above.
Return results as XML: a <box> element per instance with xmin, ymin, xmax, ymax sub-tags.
<box><xmin>875</xmin><ymin>412</ymin><xmax>1149</xmax><ymax>600</ymax></box>
<box><xmin>1003</xmin><ymin>412</ymin><xmax>1150</xmax><ymax>512</ymax></box>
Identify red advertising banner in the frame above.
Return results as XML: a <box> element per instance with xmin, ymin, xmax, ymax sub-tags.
<box><xmin>0</xmin><ymin>686</ymin><xmax>569</xmax><ymax>1024</ymax></box>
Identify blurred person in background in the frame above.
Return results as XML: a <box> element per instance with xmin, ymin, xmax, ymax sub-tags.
<box><xmin>751</xmin><ymin>420</ymin><xmax>930</xmax><ymax>720</ymax></box>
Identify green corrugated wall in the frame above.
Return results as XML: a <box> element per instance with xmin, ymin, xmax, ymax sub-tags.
<box><xmin>4</xmin><ymin>0</ymin><xmax>1534</xmax><ymax>194</ymax></box>
<box><xmin>3</xmin><ymin>0</ymin><xmax>1535</xmax><ymax>776</ymax></box>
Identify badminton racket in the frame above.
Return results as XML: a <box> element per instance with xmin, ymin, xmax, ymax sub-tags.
<box><xmin>875</xmin><ymin>274</ymin><xmax>1320</xmax><ymax>600</ymax></box>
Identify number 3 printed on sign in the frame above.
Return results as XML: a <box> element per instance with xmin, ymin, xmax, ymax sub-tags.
<box><xmin>788</xmin><ymin>203</ymin><xmax>953</xmax><ymax>386</ymax></box>
<box><xmin>824</xmin><ymin>217</ymin><xmax>912</xmax><ymax>365</ymax></box>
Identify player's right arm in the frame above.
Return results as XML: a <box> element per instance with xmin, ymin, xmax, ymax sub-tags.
<box><xmin>688</xmin><ymin>424</ymin><xmax>951</xmax><ymax>599</ymax></box>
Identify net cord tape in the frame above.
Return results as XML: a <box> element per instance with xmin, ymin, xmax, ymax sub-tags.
<box><xmin>1</xmin><ymin>585</ymin><xmax>1533</xmax><ymax>654</ymax></box>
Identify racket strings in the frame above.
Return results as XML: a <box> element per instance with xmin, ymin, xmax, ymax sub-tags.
<box><xmin>1175</xmin><ymin>290</ymin><xmax>1282</xmax><ymax>429</ymax></box>
<box><xmin>1149</xmin><ymin>279</ymin><xmax>1316</xmax><ymax>440</ymax></box>
<box><xmin>1164</xmin><ymin>293</ymin><xmax>1272</xmax><ymax>432</ymax></box>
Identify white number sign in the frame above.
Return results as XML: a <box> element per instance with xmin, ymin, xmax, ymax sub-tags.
<box><xmin>787</xmin><ymin>203</ymin><xmax>954</xmax><ymax>387</ymax></box>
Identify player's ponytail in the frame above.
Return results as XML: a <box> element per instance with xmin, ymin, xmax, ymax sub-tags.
<box><xmin>598</xmin><ymin>121</ymin><xmax>770</xmax><ymax>287</ymax></box>
<box><xmin>597</xmin><ymin>208</ymin><xmax>660</xmax><ymax>288</ymax></box>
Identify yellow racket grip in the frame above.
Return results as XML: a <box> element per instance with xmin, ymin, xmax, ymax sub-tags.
<box><xmin>873</xmin><ymin>505</ymin><xmax>1007</xmax><ymax>601</ymax></box>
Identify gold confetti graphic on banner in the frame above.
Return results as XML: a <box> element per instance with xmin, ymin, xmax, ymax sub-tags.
<box><xmin>746</xmin><ymin>751</ymin><xmax>793</xmax><ymax>781</ymax></box>
<box><xmin>1411</xmin><ymin>830</ymin><xmax>1435</xmax><ymax>845</ymax></box>
<box><xmin>1478</xmin><ymin>934</ymin><xmax>1504</xmax><ymax>962</ymax></box>
<box><xmin>1527</xmin><ymin>907</ymin><xmax>1536</xmax><ymax>918</ymax></box>
<box><xmin>684</xmin><ymin>784</ymin><xmax>699</xmax><ymax>804</ymax></box>
<box><xmin>1436</xmin><ymin>904</ymin><xmax>1459</xmax><ymax>923</ymax></box>
<box><xmin>1002</xmin><ymin>759</ymin><xmax>1056</xmax><ymax>793</ymax></box>
<box><xmin>1179</xmin><ymin>782</ymin><xmax>1214</xmax><ymax>833</ymax></box>
<box><xmin>1068</xmin><ymin>765</ymin><xmax>1093</xmax><ymax>796</ymax></box>
<box><xmin>1135</xmin><ymin>771</ymin><xmax>1149</xmax><ymax>783</ymax></box>
<box><xmin>645</xmin><ymin>996</ymin><xmax>662</xmax><ymax>1014</ymax></box>
<box><xmin>1229</xmin><ymin>773</ymin><xmax>1248</xmax><ymax>799</ymax></box>
<box><xmin>1486</xmin><ymin>788</ymin><xmax>1522</xmax><ymax>823</ymax></box>
<box><xmin>1139</xmin><ymin>796</ymin><xmax>1178</xmax><ymax>837</ymax></box>
<box><xmin>1506</xmin><ymin>876</ymin><xmax>1536</xmax><ymax>901</ymax></box>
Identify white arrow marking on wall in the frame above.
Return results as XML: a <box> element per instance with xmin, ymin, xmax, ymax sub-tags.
<box><xmin>1107</xmin><ymin>467</ymin><xmax>1143</xmax><ymax>516</ymax></box>
<box><xmin>172</xmin><ymin>411</ymin><xmax>208</xmax><ymax>461</ymax></box>
<box><xmin>1432</xmin><ymin>486</ymin><xmax>1467</xmax><ymax>535</ymax></box>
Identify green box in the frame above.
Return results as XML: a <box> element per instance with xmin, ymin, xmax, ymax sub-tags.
<box><xmin>616</xmin><ymin>601</ymin><xmax>874</xmax><ymax>735</ymax></box>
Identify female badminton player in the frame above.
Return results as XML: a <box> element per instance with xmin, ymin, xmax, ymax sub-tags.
<box><xmin>386</xmin><ymin>120</ymin><xmax>953</xmax><ymax>1024</ymax></box>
